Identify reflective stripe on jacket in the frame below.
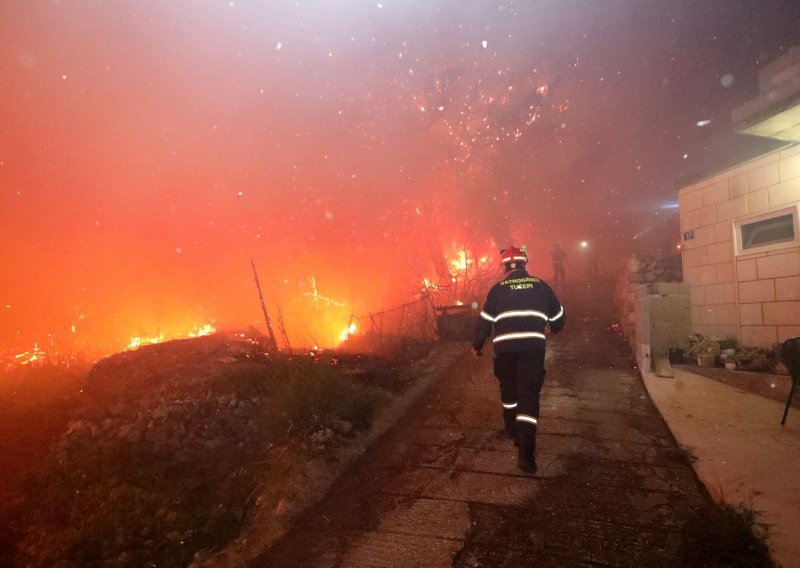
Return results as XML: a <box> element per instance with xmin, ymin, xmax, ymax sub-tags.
<box><xmin>472</xmin><ymin>269</ymin><xmax>564</xmax><ymax>353</ymax></box>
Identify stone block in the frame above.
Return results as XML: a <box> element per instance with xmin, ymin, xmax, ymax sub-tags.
<box><xmin>738</xmin><ymin>279</ymin><xmax>776</xmax><ymax>303</ymax></box>
<box><xmin>747</xmin><ymin>162</ymin><xmax>781</xmax><ymax>191</ymax></box>
<box><xmin>715</xmin><ymin>195</ymin><xmax>747</xmax><ymax>222</ymax></box>
<box><xmin>679</xmin><ymin>188</ymin><xmax>704</xmax><ymax>212</ymax></box>
<box><xmin>715</xmin><ymin>220</ymin><xmax>733</xmax><ymax>243</ymax></box>
<box><xmin>654</xmin><ymin>282</ymin><xmax>689</xmax><ymax>296</ymax></box>
<box><xmin>740</xmin><ymin>303</ymin><xmax>763</xmax><ymax>325</ymax></box>
<box><xmin>703</xmin><ymin>181</ymin><xmax>730</xmax><ymax>205</ymax></box>
<box><xmin>648</xmin><ymin>298</ymin><xmax>669</xmax><ymax>319</ymax></box>
<box><xmin>696</xmin><ymin>225</ymin><xmax>716</xmax><ymax>246</ymax></box>
<box><xmin>736</xmin><ymin>258</ymin><xmax>758</xmax><ymax>281</ymax></box>
<box><xmin>656</xmin><ymin>297</ymin><xmax>690</xmax><ymax>320</ymax></box>
<box><xmin>708</xmin><ymin>242</ymin><xmax>734</xmax><ymax>264</ymax></box>
<box><xmin>698</xmin><ymin>305</ymin><xmax>717</xmax><ymax>325</ymax></box>
<box><xmin>768</xmin><ymin>178</ymin><xmax>800</xmax><ymax>207</ymax></box>
<box><xmin>779</xmin><ymin>325</ymin><xmax>800</xmax><ymax>342</ymax></box>
<box><xmin>681</xmin><ymin>209</ymin><xmax>701</xmax><ymax>233</ymax></box>
<box><xmin>729</xmin><ymin>174</ymin><xmax>748</xmax><ymax>197</ymax></box>
<box><xmin>683</xmin><ymin>267</ymin><xmax>702</xmax><ymax>287</ymax></box>
<box><xmin>716</xmin><ymin>262</ymin><xmax>736</xmax><ymax>284</ymax></box>
<box><xmin>763</xmin><ymin>301</ymin><xmax>800</xmax><ymax>325</ymax></box>
<box><xmin>757</xmin><ymin>251</ymin><xmax>800</xmax><ymax>279</ymax></box>
<box><xmin>651</xmin><ymin>321</ymin><xmax>679</xmax><ymax>343</ymax></box>
<box><xmin>700</xmin><ymin>204</ymin><xmax>717</xmax><ymax>226</ymax></box>
<box><xmin>682</xmin><ymin>248</ymin><xmax>708</xmax><ymax>269</ymax></box>
<box><xmin>653</xmin><ymin>320</ymin><xmax>689</xmax><ymax>343</ymax></box>
<box><xmin>739</xmin><ymin>152</ymin><xmax>780</xmax><ymax>176</ymax></box>
<box><xmin>780</xmin><ymin>145</ymin><xmax>800</xmax><ymax>159</ymax></box>
<box><xmin>776</xmin><ymin>276</ymin><xmax>800</xmax><ymax>300</ymax></box>
<box><xmin>703</xmin><ymin>283</ymin><xmax>726</xmax><ymax>305</ymax></box>
<box><xmin>699</xmin><ymin>266</ymin><xmax>717</xmax><ymax>285</ymax></box>
<box><xmin>741</xmin><ymin>325</ymin><xmax>778</xmax><ymax>347</ymax></box>
<box><xmin>689</xmin><ymin>285</ymin><xmax>705</xmax><ymax>305</ymax></box>
<box><xmin>716</xmin><ymin>303</ymin><xmax>738</xmax><ymax>325</ymax></box>
<box><xmin>779</xmin><ymin>153</ymin><xmax>800</xmax><ymax>181</ymax></box>
<box><xmin>723</xmin><ymin>283</ymin><xmax>738</xmax><ymax>304</ymax></box>
<box><xmin>708</xmin><ymin>324</ymin><xmax>739</xmax><ymax>340</ymax></box>
<box><xmin>746</xmin><ymin>188</ymin><xmax>770</xmax><ymax>215</ymax></box>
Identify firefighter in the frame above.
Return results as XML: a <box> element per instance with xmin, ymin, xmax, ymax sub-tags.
<box><xmin>471</xmin><ymin>245</ymin><xmax>565</xmax><ymax>473</ymax></box>
<box><xmin>551</xmin><ymin>242</ymin><xmax>567</xmax><ymax>284</ymax></box>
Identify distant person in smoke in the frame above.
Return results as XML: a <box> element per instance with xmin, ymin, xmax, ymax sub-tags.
<box><xmin>551</xmin><ymin>242</ymin><xmax>567</xmax><ymax>284</ymax></box>
<box><xmin>471</xmin><ymin>245</ymin><xmax>565</xmax><ymax>473</ymax></box>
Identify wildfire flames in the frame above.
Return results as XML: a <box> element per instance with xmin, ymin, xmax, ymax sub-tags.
<box><xmin>126</xmin><ymin>323</ymin><xmax>217</xmax><ymax>351</ymax></box>
<box><xmin>2</xmin><ymin>243</ymin><xmax>504</xmax><ymax>372</ymax></box>
<box><xmin>339</xmin><ymin>321</ymin><xmax>357</xmax><ymax>342</ymax></box>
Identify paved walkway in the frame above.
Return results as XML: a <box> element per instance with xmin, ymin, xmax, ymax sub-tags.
<box><xmin>644</xmin><ymin>366</ymin><xmax>800</xmax><ymax>567</ymax></box>
<box><xmin>251</xmin><ymin>281</ymin><xmax>733</xmax><ymax>567</ymax></box>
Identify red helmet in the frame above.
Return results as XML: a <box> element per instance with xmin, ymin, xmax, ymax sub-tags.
<box><xmin>500</xmin><ymin>245</ymin><xmax>527</xmax><ymax>265</ymax></box>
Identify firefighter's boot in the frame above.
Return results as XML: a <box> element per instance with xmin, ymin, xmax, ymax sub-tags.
<box><xmin>517</xmin><ymin>423</ymin><xmax>537</xmax><ymax>474</ymax></box>
<box><xmin>503</xmin><ymin>409</ymin><xmax>518</xmax><ymax>446</ymax></box>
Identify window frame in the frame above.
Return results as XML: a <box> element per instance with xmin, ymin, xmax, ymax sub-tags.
<box><xmin>733</xmin><ymin>204</ymin><xmax>800</xmax><ymax>257</ymax></box>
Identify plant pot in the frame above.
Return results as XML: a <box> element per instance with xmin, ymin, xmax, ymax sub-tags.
<box><xmin>668</xmin><ymin>348</ymin><xmax>685</xmax><ymax>365</ymax></box>
<box><xmin>724</xmin><ymin>361</ymin><xmax>736</xmax><ymax>370</ymax></box>
<box><xmin>697</xmin><ymin>354</ymin><xmax>717</xmax><ymax>368</ymax></box>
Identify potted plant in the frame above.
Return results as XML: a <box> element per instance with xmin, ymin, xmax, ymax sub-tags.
<box><xmin>688</xmin><ymin>334</ymin><xmax>721</xmax><ymax>367</ymax></box>
<box><xmin>721</xmin><ymin>350</ymin><xmax>737</xmax><ymax>370</ymax></box>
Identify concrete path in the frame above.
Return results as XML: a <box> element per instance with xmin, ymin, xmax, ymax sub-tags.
<box><xmin>251</xmin><ymin>280</ymin><xmax>729</xmax><ymax>567</ymax></box>
<box><xmin>644</xmin><ymin>367</ymin><xmax>800</xmax><ymax>567</ymax></box>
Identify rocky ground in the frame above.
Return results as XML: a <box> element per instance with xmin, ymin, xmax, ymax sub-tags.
<box><xmin>0</xmin><ymin>333</ymin><xmax>451</xmax><ymax>567</ymax></box>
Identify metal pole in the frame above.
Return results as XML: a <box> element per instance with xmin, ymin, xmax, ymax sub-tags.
<box><xmin>781</xmin><ymin>378</ymin><xmax>797</xmax><ymax>426</ymax></box>
<box><xmin>250</xmin><ymin>259</ymin><xmax>278</xmax><ymax>350</ymax></box>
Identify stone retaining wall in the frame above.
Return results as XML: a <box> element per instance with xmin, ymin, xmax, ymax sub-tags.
<box><xmin>616</xmin><ymin>255</ymin><xmax>690</xmax><ymax>371</ymax></box>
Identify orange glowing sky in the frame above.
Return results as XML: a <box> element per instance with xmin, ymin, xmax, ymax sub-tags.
<box><xmin>1</xmin><ymin>1</ymin><xmax>798</xmax><ymax>355</ymax></box>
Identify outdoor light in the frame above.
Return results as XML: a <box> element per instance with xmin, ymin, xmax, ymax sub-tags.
<box><xmin>580</xmin><ymin>241</ymin><xmax>588</xmax><ymax>248</ymax></box>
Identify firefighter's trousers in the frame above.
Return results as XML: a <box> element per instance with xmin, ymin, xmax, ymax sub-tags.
<box><xmin>493</xmin><ymin>350</ymin><xmax>546</xmax><ymax>453</ymax></box>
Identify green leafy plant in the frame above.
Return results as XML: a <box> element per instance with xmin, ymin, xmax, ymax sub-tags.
<box><xmin>732</xmin><ymin>346</ymin><xmax>780</xmax><ymax>373</ymax></box>
<box><xmin>687</xmin><ymin>334</ymin><xmax>721</xmax><ymax>357</ymax></box>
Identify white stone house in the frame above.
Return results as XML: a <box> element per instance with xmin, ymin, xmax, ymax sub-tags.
<box><xmin>678</xmin><ymin>49</ymin><xmax>800</xmax><ymax>347</ymax></box>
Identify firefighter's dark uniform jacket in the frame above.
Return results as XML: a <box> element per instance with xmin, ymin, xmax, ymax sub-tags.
<box><xmin>473</xmin><ymin>268</ymin><xmax>565</xmax><ymax>353</ymax></box>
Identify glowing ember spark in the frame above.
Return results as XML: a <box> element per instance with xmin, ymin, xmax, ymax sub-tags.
<box><xmin>12</xmin><ymin>343</ymin><xmax>46</xmax><ymax>366</ymax></box>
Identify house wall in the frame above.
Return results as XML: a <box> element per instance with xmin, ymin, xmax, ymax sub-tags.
<box><xmin>678</xmin><ymin>144</ymin><xmax>800</xmax><ymax>346</ymax></box>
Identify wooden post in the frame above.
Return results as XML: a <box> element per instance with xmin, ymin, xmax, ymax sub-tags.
<box><xmin>250</xmin><ymin>259</ymin><xmax>278</xmax><ymax>350</ymax></box>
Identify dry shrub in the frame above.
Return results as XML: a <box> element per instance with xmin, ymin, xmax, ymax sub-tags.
<box><xmin>681</xmin><ymin>503</ymin><xmax>772</xmax><ymax>567</ymax></box>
